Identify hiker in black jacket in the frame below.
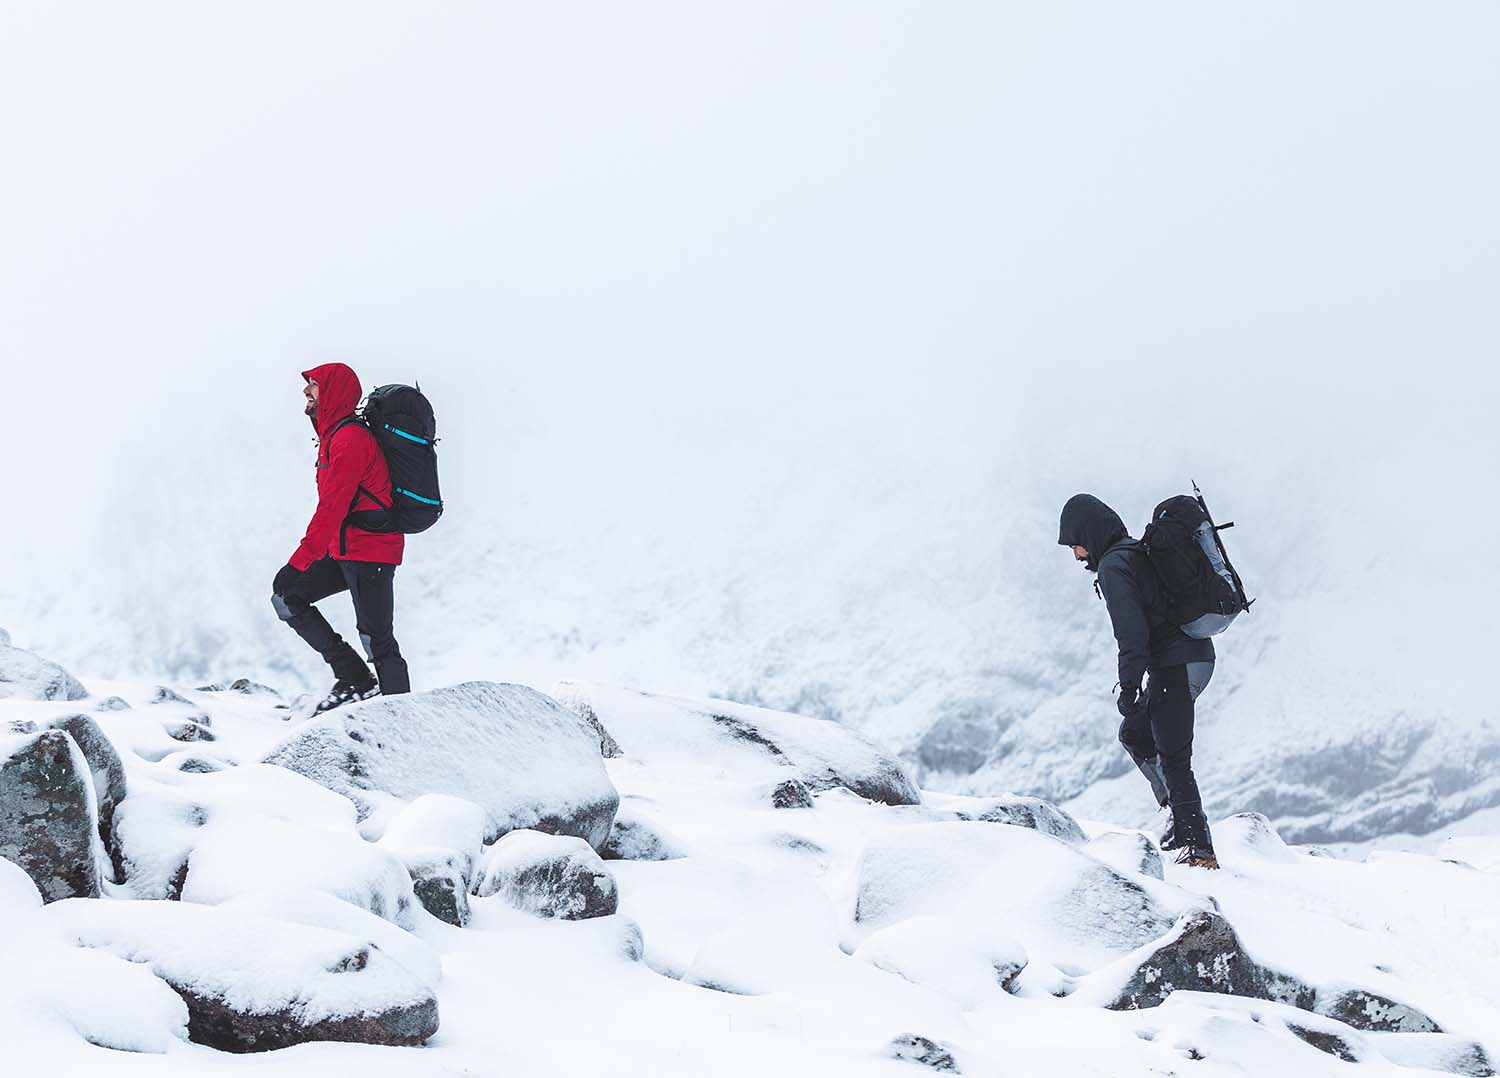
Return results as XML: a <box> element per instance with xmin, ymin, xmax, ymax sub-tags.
<box><xmin>1058</xmin><ymin>493</ymin><xmax>1219</xmax><ymax>869</ymax></box>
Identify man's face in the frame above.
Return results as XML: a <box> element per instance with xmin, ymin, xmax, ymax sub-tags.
<box><xmin>303</xmin><ymin>379</ymin><xmax>319</xmax><ymax>417</ymax></box>
<box><xmin>1072</xmin><ymin>544</ymin><xmax>1089</xmax><ymax>563</ymax></box>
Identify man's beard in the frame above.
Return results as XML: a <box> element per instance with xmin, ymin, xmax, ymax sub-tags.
<box><xmin>304</xmin><ymin>399</ymin><xmax>317</xmax><ymax>417</ymax></box>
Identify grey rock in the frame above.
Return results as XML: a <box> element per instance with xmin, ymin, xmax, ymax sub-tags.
<box><xmin>0</xmin><ymin>729</ymin><xmax>102</xmax><ymax>901</ymax></box>
<box><xmin>954</xmin><ymin>794</ymin><xmax>1088</xmax><ymax>846</ymax></box>
<box><xmin>1286</xmin><ymin>1023</ymin><xmax>1360</xmax><ymax>1062</ymax></box>
<box><xmin>148</xmin><ymin>686</ymin><xmax>191</xmax><ymax>706</ymax></box>
<box><xmin>475</xmin><ymin>830</ymin><xmax>619</xmax><ymax>920</ymax></box>
<box><xmin>551</xmin><ymin>684</ymin><xmax>623</xmax><ymax>758</ymax></box>
<box><xmin>43</xmin><ymin>714</ymin><xmax>127</xmax><ymax>841</ymax></box>
<box><xmin>94</xmin><ymin>696</ymin><xmax>131</xmax><ymax>712</ymax></box>
<box><xmin>263</xmin><ymin>682</ymin><xmax>619</xmax><ymax>848</ymax></box>
<box><xmin>165</xmin><ymin>719</ymin><xmax>216</xmax><ymax>743</ymax></box>
<box><xmin>196</xmin><ymin>677</ymin><xmax>282</xmax><ymax>699</ymax></box>
<box><xmin>406</xmin><ymin>851</ymin><xmax>471</xmax><ymax>927</ymax></box>
<box><xmin>888</xmin><ymin>1033</ymin><xmax>961</xmax><ymax>1073</ymax></box>
<box><xmin>0</xmin><ymin>642</ymin><xmax>87</xmax><ymax>702</ymax></box>
<box><xmin>1375</xmin><ymin>1033</ymin><xmax>1495</xmax><ymax>1077</ymax></box>
<box><xmin>600</xmin><ymin>812</ymin><xmax>682</xmax><ymax>862</ymax></box>
<box><xmin>771</xmin><ymin>777</ymin><xmax>815</xmax><ymax>809</ymax></box>
<box><xmin>1317</xmin><ymin>988</ymin><xmax>1442</xmax><ymax>1033</ymax></box>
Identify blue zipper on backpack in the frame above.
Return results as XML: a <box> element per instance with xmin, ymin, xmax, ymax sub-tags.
<box><xmin>395</xmin><ymin>487</ymin><xmax>441</xmax><ymax>505</ymax></box>
<box><xmin>384</xmin><ymin>424</ymin><xmax>430</xmax><ymax>445</ymax></box>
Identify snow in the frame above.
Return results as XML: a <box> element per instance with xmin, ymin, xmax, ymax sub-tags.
<box><xmin>0</xmin><ymin>660</ymin><xmax>1496</xmax><ymax>1074</ymax></box>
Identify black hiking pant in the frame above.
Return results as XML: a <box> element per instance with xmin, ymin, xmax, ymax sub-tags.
<box><xmin>1118</xmin><ymin>661</ymin><xmax>1214</xmax><ymax>845</ymax></box>
<box><xmin>271</xmin><ymin>557</ymin><xmax>410</xmax><ymax>695</ymax></box>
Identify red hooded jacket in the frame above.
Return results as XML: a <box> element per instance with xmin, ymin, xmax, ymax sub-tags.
<box><xmin>289</xmin><ymin>362</ymin><xmax>405</xmax><ymax>570</ymax></box>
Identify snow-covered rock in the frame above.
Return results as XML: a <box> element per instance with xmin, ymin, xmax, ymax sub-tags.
<box><xmin>926</xmin><ymin>790</ymin><xmax>1088</xmax><ymax>844</ymax></box>
<box><xmin>0</xmin><ymin>729</ymin><xmax>102</xmax><ymax>901</ymax></box>
<box><xmin>854</xmin><ymin>915</ymin><xmax>1027</xmax><ymax>1009</ymax></box>
<box><xmin>475</xmin><ymin>829</ymin><xmax>619</xmax><ymax>920</ymax></box>
<box><xmin>47</xmin><ymin>897</ymin><xmax>439</xmax><ymax>1051</ymax></box>
<box><xmin>263</xmin><ymin>681</ymin><xmax>620</xmax><ymax>847</ymax></box>
<box><xmin>0</xmin><ymin>640</ymin><xmax>86</xmax><ymax>702</ymax></box>
<box><xmin>1086</xmin><ymin>830</ymin><xmax>1165</xmax><ymax>880</ymax></box>
<box><xmin>182</xmin><ymin>814</ymin><xmax>418</xmax><ymax>929</ymax></box>
<box><xmin>600</xmin><ymin>798</ymin><xmax>687</xmax><ymax>861</ymax></box>
<box><xmin>563</xmin><ymin>681</ymin><xmax>921</xmax><ymax>806</ymax></box>
<box><xmin>377</xmin><ymin>794</ymin><xmax>487</xmax><ymax>926</ymax></box>
<box><xmin>850</xmin><ymin>821</ymin><xmax>1201</xmax><ymax>975</ymax></box>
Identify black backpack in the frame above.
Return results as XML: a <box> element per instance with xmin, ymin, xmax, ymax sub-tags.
<box><xmin>1138</xmin><ymin>483</ymin><xmax>1252</xmax><ymax>639</ymax></box>
<box><xmin>338</xmin><ymin>384</ymin><xmax>444</xmax><ymax>535</ymax></box>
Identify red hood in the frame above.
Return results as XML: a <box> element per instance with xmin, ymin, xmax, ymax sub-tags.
<box><xmin>302</xmin><ymin>362</ymin><xmax>363</xmax><ymax>438</ymax></box>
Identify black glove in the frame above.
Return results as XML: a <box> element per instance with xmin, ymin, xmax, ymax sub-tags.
<box><xmin>272</xmin><ymin>563</ymin><xmax>301</xmax><ymax>597</ymax></box>
<box><xmin>1116</xmin><ymin>684</ymin><xmax>1144</xmax><ymax>721</ymax></box>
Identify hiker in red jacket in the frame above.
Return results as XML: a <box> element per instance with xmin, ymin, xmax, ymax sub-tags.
<box><xmin>271</xmin><ymin>362</ymin><xmax>411</xmax><ymax>712</ymax></box>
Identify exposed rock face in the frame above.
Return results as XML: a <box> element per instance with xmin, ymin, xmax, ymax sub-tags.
<box><xmin>1317</xmin><ymin>989</ymin><xmax>1442</xmax><ymax>1033</ymax></box>
<box><xmin>49</xmin><ymin>899</ymin><xmax>438</xmax><ymax>1052</ymax></box>
<box><xmin>475</xmin><ymin>829</ymin><xmax>619</xmax><ymax>920</ymax></box>
<box><xmin>43</xmin><ymin>714</ymin><xmax>127</xmax><ymax>842</ymax></box>
<box><xmin>0</xmin><ymin>641</ymin><xmax>87</xmax><ymax>702</ymax></box>
<box><xmin>406</xmin><ymin>852</ymin><xmax>471</xmax><ymax>926</ymax></box>
<box><xmin>0</xmin><ymin>729</ymin><xmax>102</xmax><ymax>901</ymax></box>
<box><xmin>377</xmin><ymin>794</ymin><xmax>486</xmax><ymax>926</ymax></box>
<box><xmin>559</xmin><ymin>681</ymin><xmax>921</xmax><ymax>807</ymax></box>
<box><xmin>1106</xmin><ymin>910</ymin><xmax>1315</xmax><ymax>1011</ymax></box>
<box><xmin>148</xmin><ymin>686</ymin><xmax>191</xmax><ymax>706</ymax></box>
<box><xmin>263</xmin><ymin>682</ymin><xmax>620</xmax><ymax>848</ymax></box>
<box><xmin>1102</xmin><ymin>910</ymin><xmax>1444</xmax><ymax>1036</ymax></box>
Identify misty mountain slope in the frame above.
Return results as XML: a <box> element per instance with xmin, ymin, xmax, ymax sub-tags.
<box><xmin>3</xmin><ymin>398</ymin><xmax>1495</xmax><ymax>850</ymax></box>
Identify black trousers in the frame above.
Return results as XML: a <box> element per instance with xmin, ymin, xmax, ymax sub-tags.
<box><xmin>1118</xmin><ymin>661</ymin><xmax>1213</xmax><ymax>841</ymax></box>
<box><xmin>271</xmin><ymin>557</ymin><xmax>410</xmax><ymax>694</ymax></box>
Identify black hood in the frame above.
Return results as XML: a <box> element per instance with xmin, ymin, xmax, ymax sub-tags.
<box><xmin>1058</xmin><ymin>493</ymin><xmax>1129</xmax><ymax>572</ymax></box>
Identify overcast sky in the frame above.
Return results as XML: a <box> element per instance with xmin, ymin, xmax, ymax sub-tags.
<box><xmin>2</xmin><ymin>2</ymin><xmax>1496</xmax><ymax>697</ymax></box>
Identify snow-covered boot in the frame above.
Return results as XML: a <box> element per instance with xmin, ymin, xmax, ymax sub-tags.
<box><xmin>1169</xmin><ymin>803</ymin><xmax>1217</xmax><ymax>869</ymax></box>
<box><xmin>313</xmin><ymin>676</ymin><xmax>380</xmax><ymax>715</ymax></box>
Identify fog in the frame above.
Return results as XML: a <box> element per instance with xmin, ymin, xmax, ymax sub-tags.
<box><xmin>2</xmin><ymin>1</ymin><xmax>1496</xmax><ymax>752</ymax></box>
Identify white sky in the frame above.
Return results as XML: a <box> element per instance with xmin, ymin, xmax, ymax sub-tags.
<box><xmin>1</xmin><ymin>2</ymin><xmax>1496</xmax><ymax>697</ymax></box>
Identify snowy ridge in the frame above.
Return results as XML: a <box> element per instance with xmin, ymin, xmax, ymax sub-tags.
<box><xmin>2</xmin><ymin>639</ymin><xmax>1498</xmax><ymax>1076</ymax></box>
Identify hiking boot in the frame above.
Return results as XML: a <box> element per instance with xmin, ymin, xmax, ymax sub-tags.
<box><xmin>1156</xmin><ymin>808</ymin><xmax>1185</xmax><ymax>852</ymax></box>
<box><xmin>1174</xmin><ymin>845</ymin><xmax>1220</xmax><ymax>870</ymax></box>
<box><xmin>313</xmin><ymin>677</ymin><xmax>380</xmax><ymax>715</ymax></box>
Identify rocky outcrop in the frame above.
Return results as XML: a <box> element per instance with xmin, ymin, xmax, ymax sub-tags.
<box><xmin>888</xmin><ymin>1034</ymin><xmax>962</xmax><ymax>1073</ymax></box>
<box><xmin>263</xmin><ymin>682</ymin><xmax>619</xmax><ymax>848</ymax></box>
<box><xmin>0</xmin><ymin>640</ymin><xmax>87</xmax><ymax>702</ymax></box>
<box><xmin>600</xmin><ymin>800</ymin><xmax>685</xmax><ymax>861</ymax></box>
<box><xmin>948</xmin><ymin>793</ymin><xmax>1087</xmax><ymax>845</ymax></box>
<box><xmin>1101</xmin><ymin>909</ymin><xmax>1444</xmax><ymax>1036</ymax></box>
<box><xmin>0</xmin><ymin>729</ymin><xmax>102</xmax><ymax>901</ymax></box>
<box><xmin>474</xmin><ymin>829</ymin><xmax>619</xmax><ymax>920</ymax></box>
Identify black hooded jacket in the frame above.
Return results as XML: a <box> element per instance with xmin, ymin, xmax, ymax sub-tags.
<box><xmin>1059</xmin><ymin>494</ymin><xmax>1213</xmax><ymax>688</ymax></box>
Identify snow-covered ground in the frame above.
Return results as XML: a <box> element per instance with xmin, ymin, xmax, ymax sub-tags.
<box><xmin>3</xmin><ymin>642</ymin><xmax>1497</xmax><ymax>1077</ymax></box>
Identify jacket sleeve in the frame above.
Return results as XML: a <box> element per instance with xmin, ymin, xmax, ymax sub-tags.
<box><xmin>288</xmin><ymin>430</ymin><xmax>365</xmax><ymax>571</ymax></box>
<box><xmin>1097</xmin><ymin>558</ymin><xmax>1151</xmax><ymax>689</ymax></box>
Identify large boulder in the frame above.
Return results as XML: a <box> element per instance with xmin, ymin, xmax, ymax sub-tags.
<box><xmin>47</xmin><ymin>898</ymin><xmax>438</xmax><ymax>1052</ymax></box>
<box><xmin>0</xmin><ymin>729</ymin><xmax>102</xmax><ymax>901</ymax></box>
<box><xmin>41</xmin><ymin>714</ymin><xmax>127</xmax><ymax>842</ymax></box>
<box><xmin>850</xmin><ymin>821</ymin><xmax>1201</xmax><ymax>975</ymax></box>
<box><xmin>474</xmin><ymin>829</ymin><xmax>619</xmax><ymax>920</ymax></box>
<box><xmin>0</xmin><ymin>640</ymin><xmax>87</xmax><ymax>702</ymax></box>
<box><xmin>929</xmin><ymin>791</ymin><xmax>1088</xmax><ymax>845</ymax></box>
<box><xmin>557</xmin><ymin>681</ymin><xmax>921</xmax><ymax>806</ymax></box>
<box><xmin>263</xmin><ymin>682</ymin><xmax>619</xmax><ymax>848</ymax></box>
